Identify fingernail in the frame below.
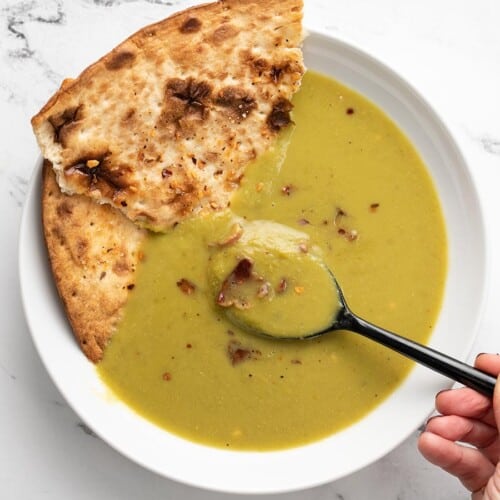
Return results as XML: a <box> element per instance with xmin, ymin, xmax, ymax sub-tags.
<box><xmin>435</xmin><ymin>389</ymin><xmax>449</xmax><ymax>398</ymax></box>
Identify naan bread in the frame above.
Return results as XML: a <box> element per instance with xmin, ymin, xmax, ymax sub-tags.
<box><xmin>32</xmin><ymin>0</ymin><xmax>304</xmax><ymax>231</ymax></box>
<box><xmin>42</xmin><ymin>161</ymin><xmax>147</xmax><ymax>362</ymax></box>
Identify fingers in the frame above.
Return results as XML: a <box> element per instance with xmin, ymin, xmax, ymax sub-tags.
<box><xmin>477</xmin><ymin>354</ymin><xmax>500</xmax><ymax>437</ymax></box>
<box><xmin>433</xmin><ymin>353</ymin><xmax>500</xmax><ymax>427</ymax></box>
<box><xmin>435</xmin><ymin>387</ymin><xmax>495</xmax><ymax>427</ymax></box>
<box><xmin>475</xmin><ymin>354</ymin><xmax>500</xmax><ymax>377</ymax></box>
<box><xmin>425</xmin><ymin>414</ymin><xmax>497</xmax><ymax>450</ymax></box>
<box><xmin>418</xmin><ymin>431</ymin><xmax>495</xmax><ymax>493</ymax></box>
<box><xmin>419</xmin><ymin>354</ymin><xmax>500</xmax><ymax>495</ymax></box>
<box><xmin>425</xmin><ymin>414</ymin><xmax>500</xmax><ymax>464</ymax></box>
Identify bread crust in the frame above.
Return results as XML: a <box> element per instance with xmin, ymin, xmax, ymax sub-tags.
<box><xmin>41</xmin><ymin>161</ymin><xmax>147</xmax><ymax>362</ymax></box>
<box><xmin>32</xmin><ymin>0</ymin><xmax>304</xmax><ymax>232</ymax></box>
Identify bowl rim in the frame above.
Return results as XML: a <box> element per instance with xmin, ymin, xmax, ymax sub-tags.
<box><xmin>18</xmin><ymin>29</ymin><xmax>488</xmax><ymax>495</ymax></box>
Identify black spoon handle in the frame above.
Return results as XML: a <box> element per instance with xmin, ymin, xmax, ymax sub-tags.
<box><xmin>337</xmin><ymin>309</ymin><xmax>496</xmax><ymax>397</ymax></box>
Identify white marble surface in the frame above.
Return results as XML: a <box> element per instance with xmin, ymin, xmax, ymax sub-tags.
<box><xmin>2</xmin><ymin>0</ymin><xmax>499</xmax><ymax>498</ymax></box>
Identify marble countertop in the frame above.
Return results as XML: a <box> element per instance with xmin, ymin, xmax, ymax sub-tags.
<box><xmin>2</xmin><ymin>1</ymin><xmax>499</xmax><ymax>498</ymax></box>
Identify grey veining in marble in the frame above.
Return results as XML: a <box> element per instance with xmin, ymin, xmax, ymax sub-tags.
<box><xmin>479</xmin><ymin>136</ymin><xmax>500</xmax><ymax>156</ymax></box>
<box><xmin>3</xmin><ymin>0</ymin><xmax>65</xmax><ymax>87</ymax></box>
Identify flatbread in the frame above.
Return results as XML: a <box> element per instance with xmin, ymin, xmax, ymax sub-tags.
<box><xmin>41</xmin><ymin>161</ymin><xmax>147</xmax><ymax>362</ymax></box>
<box><xmin>37</xmin><ymin>0</ymin><xmax>305</xmax><ymax>362</ymax></box>
<box><xmin>32</xmin><ymin>0</ymin><xmax>305</xmax><ymax>232</ymax></box>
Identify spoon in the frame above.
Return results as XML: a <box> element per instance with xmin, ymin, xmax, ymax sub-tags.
<box><xmin>209</xmin><ymin>221</ymin><xmax>496</xmax><ymax>397</ymax></box>
<box><xmin>314</xmin><ymin>277</ymin><xmax>496</xmax><ymax>397</ymax></box>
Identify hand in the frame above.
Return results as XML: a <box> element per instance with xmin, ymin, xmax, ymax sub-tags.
<box><xmin>418</xmin><ymin>354</ymin><xmax>500</xmax><ymax>499</ymax></box>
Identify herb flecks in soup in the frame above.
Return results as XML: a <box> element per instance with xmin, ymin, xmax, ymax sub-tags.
<box><xmin>98</xmin><ymin>71</ymin><xmax>447</xmax><ymax>451</ymax></box>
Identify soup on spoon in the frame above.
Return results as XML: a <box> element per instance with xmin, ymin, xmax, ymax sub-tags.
<box><xmin>209</xmin><ymin>220</ymin><xmax>495</xmax><ymax>397</ymax></box>
<box><xmin>208</xmin><ymin>220</ymin><xmax>342</xmax><ymax>338</ymax></box>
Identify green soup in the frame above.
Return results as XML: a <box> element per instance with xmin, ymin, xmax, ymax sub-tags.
<box><xmin>98</xmin><ymin>71</ymin><xmax>447</xmax><ymax>451</ymax></box>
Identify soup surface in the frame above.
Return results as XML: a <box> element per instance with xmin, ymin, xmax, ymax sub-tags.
<box><xmin>98</xmin><ymin>71</ymin><xmax>447</xmax><ymax>450</ymax></box>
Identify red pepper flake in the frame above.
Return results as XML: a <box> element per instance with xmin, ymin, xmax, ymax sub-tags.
<box><xmin>228</xmin><ymin>340</ymin><xmax>251</xmax><ymax>366</ymax></box>
<box><xmin>334</xmin><ymin>207</ymin><xmax>347</xmax><ymax>226</ymax></box>
<box><xmin>217</xmin><ymin>258</ymin><xmax>254</xmax><ymax>308</ymax></box>
<box><xmin>233</xmin><ymin>258</ymin><xmax>252</xmax><ymax>281</ymax></box>
<box><xmin>227</xmin><ymin>339</ymin><xmax>261</xmax><ymax>366</ymax></box>
<box><xmin>162</xmin><ymin>372</ymin><xmax>172</xmax><ymax>381</ymax></box>
<box><xmin>276</xmin><ymin>278</ymin><xmax>288</xmax><ymax>294</ymax></box>
<box><xmin>127</xmin><ymin>283</ymin><xmax>135</xmax><ymax>290</ymax></box>
<box><xmin>346</xmin><ymin>107</ymin><xmax>355</xmax><ymax>115</ymax></box>
<box><xmin>370</xmin><ymin>202</ymin><xmax>380</xmax><ymax>212</ymax></box>
<box><xmin>297</xmin><ymin>218</ymin><xmax>310</xmax><ymax>226</ymax></box>
<box><xmin>337</xmin><ymin>227</ymin><xmax>358</xmax><ymax>241</ymax></box>
<box><xmin>186</xmin><ymin>343</ymin><xmax>192</xmax><ymax>349</ymax></box>
<box><xmin>291</xmin><ymin>359</ymin><xmax>302</xmax><ymax>365</ymax></box>
<box><xmin>162</xmin><ymin>168</ymin><xmax>173</xmax><ymax>178</ymax></box>
<box><xmin>281</xmin><ymin>184</ymin><xmax>293</xmax><ymax>196</ymax></box>
<box><xmin>176</xmin><ymin>278</ymin><xmax>196</xmax><ymax>295</ymax></box>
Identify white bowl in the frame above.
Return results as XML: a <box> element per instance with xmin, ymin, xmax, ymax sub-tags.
<box><xmin>19</xmin><ymin>31</ymin><xmax>487</xmax><ymax>494</ymax></box>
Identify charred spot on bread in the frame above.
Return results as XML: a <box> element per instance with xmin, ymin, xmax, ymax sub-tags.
<box><xmin>270</xmin><ymin>63</ymin><xmax>291</xmax><ymax>83</ymax></box>
<box><xmin>122</xmin><ymin>108</ymin><xmax>136</xmax><ymax>124</ymax></box>
<box><xmin>180</xmin><ymin>17</ymin><xmax>202</xmax><ymax>33</ymax></box>
<box><xmin>267</xmin><ymin>97</ymin><xmax>293</xmax><ymax>131</ymax></box>
<box><xmin>169</xmin><ymin>179</ymin><xmax>201</xmax><ymax>217</ymax></box>
<box><xmin>163</xmin><ymin>78</ymin><xmax>213</xmax><ymax>122</ymax></box>
<box><xmin>105</xmin><ymin>50</ymin><xmax>136</xmax><ymax>71</ymax></box>
<box><xmin>239</xmin><ymin>50</ymin><xmax>269</xmax><ymax>77</ymax></box>
<box><xmin>48</xmin><ymin>106</ymin><xmax>83</xmax><ymax>145</ymax></box>
<box><xmin>215</xmin><ymin>87</ymin><xmax>256</xmax><ymax>121</ymax></box>
<box><xmin>252</xmin><ymin>58</ymin><xmax>269</xmax><ymax>75</ymax></box>
<box><xmin>65</xmin><ymin>153</ymin><xmax>130</xmax><ymax>195</ymax></box>
<box><xmin>56</xmin><ymin>200</ymin><xmax>74</xmax><ymax>217</ymax></box>
<box><xmin>169</xmin><ymin>78</ymin><xmax>212</xmax><ymax>106</ymax></box>
<box><xmin>212</xmin><ymin>23</ymin><xmax>239</xmax><ymax>44</ymax></box>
